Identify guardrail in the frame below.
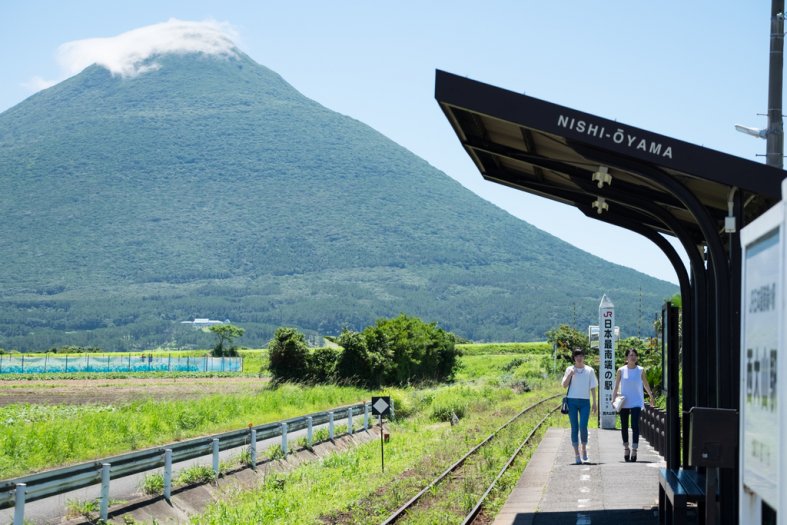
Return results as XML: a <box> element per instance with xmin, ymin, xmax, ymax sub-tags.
<box><xmin>1</xmin><ymin>401</ymin><xmax>377</xmax><ymax>524</ymax></box>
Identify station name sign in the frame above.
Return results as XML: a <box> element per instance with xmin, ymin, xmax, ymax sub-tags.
<box><xmin>740</xmin><ymin>210</ymin><xmax>782</xmax><ymax>515</ymax></box>
<box><xmin>557</xmin><ymin>114</ymin><xmax>674</xmax><ymax>160</ymax></box>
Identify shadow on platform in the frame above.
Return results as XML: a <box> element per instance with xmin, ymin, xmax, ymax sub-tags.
<box><xmin>508</xmin><ymin>508</ymin><xmax>658</xmax><ymax>525</ymax></box>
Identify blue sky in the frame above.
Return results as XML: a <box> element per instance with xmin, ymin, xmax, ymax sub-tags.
<box><xmin>0</xmin><ymin>2</ymin><xmax>776</xmax><ymax>285</ymax></box>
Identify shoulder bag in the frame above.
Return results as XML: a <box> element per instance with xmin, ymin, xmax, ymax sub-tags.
<box><xmin>560</xmin><ymin>371</ymin><xmax>572</xmax><ymax>414</ymax></box>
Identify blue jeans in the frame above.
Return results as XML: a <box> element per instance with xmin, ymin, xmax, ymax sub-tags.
<box><xmin>566</xmin><ymin>397</ymin><xmax>590</xmax><ymax>446</ymax></box>
<box><xmin>619</xmin><ymin>407</ymin><xmax>641</xmax><ymax>446</ymax></box>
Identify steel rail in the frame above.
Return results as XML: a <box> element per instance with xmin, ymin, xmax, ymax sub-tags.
<box><xmin>0</xmin><ymin>401</ymin><xmax>370</xmax><ymax>510</ymax></box>
<box><xmin>379</xmin><ymin>393</ymin><xmax>559</xmax><ymax>525</ymax></box>
<box><xmin>461</xmin><ymin>405</ymin><xmax>560</xmax><ymax>525</ymax></box>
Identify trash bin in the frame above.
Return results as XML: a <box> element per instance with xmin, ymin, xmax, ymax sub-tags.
<box><xmin>688</xmin><ymin>407</ymin><xmax>738</xmax><ymax>468</ymax></box>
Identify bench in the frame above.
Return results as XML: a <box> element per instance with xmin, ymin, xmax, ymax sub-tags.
<box><xmin>658</xmin><ymin>468</ymin><xmax>706</xmax><ymax>525</ymax></box>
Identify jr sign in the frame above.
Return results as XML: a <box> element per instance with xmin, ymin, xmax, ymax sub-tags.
<box><xmin>598</xmin><ymin>294</ymin><xmax>616</xmax><ymax>429</ymax></box>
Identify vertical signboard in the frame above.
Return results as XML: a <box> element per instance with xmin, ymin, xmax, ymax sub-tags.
<box><xmin>739</xmin><ymin>198</ymin><xmax>783</xmax><ymax>524</ymax></box>
<box><xmin>599</xmin><ymin>294</ymin><xmax>616</xmax><ymax>429</ymax></box>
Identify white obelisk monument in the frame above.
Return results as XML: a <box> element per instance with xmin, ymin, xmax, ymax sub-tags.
<box><xmin>598</xmin><ymin>294</ymin><xmax>616</xmax><ymax>429</ymax></box>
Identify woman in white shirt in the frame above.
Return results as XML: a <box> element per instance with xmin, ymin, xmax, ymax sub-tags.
<box><xmin>611</xmin><ymin>348</ymin><xmax>655</xmax><ymax>462</ymax></box>
<box><xmin>561</xmin><ymin>349</ymin><xmax>598</xmax><ymax>464</ymax></box>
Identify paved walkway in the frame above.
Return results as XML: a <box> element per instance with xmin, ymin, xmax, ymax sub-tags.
<box><xmin>493</xmin><ymin>427</ymin><xmax>664</xmax><ymax>525</ymax></box>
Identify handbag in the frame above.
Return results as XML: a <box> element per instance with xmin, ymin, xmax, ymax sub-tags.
<box><xmin>560</xmin><ymin>372</ymin><xmax>573</xmax><ymax>414</ymax></box>
<box><xmin>612</xmin><ymin>395</ymin><xmax>625</xmax><ymax>412</ymax></box>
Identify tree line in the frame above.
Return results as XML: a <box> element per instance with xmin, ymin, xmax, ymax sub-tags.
<box><xmin>267</xmin><ymin>313</ymin><xmax>460</xmax><ymax>387</ymax></box>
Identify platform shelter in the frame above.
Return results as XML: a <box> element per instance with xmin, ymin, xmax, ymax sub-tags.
<box><xmin>435</xmin><ymin>70</ymin><xmax>785</xmax><ymax>524</ymax></box>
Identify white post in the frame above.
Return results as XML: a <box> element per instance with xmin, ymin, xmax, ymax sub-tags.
<box><xmin>100</xmin><ymin>463</ymin><xmax>110</xmax><ymax>521</ymax></box>
<box><xmin>250</xmin><ymin>429</ymin><xmax>257</xmax><ymax>469</ymax></box>
<box><xmin>306</xmin><ymin>416</ymin><xmax>313</xmax><ymax>447</ymax></box>
<box><xmin>164</xmin><ymin>449</ymin><xmax>172</xmax><ymax>502</ymax></box>
<box><xmin>13</xmin><ymin>483</ymin><xmax>26</xmax><ymax>525</ymax></box>
<box><xmin>347</xmin><ymin>408</ymin><xmax>353</xmax><ymax>435</ymax></box>
<box><xmin>212</xmin><ymin>438</ymin><xmax>220</xmax><ymax>477</ymax></box>
<box><xmin>281</xmin><ymin>422</ymin><xmax>288</xmax><ymax>455</ymax></box>
<box><xmin>599</xmin><ymin>294</ymin><xmax>617</xmax><ymax>429</ymax></box>
<box><xmin>329</xmin><ymin>411</ymin><xmax>334</xmax><ymax>441</ymax></box>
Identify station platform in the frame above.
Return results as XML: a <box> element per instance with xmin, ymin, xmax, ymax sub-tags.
<box><xmin>493</xmin><ymin>427</ymin><xmax>664</xmax><ymax>525</ymax></box>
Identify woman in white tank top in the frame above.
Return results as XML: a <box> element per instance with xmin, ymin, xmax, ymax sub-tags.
<box><xmin>611</xmin><ymin>348</ymin><xmax>655</xmax><ymax>462</ymax></box>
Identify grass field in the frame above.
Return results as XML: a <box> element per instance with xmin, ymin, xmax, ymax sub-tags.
<box><xmin>0</xmin><ymin>343</ymin><xmax>563</xmax><ymax>483</ymax></box>
<box><xmin>194</xmin><ymin>386</ymin><xmax>563</xmax><ymax>524</ymax></box>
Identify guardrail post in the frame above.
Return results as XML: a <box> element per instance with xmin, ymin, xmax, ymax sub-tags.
<box><xmin>281</xmin><ymin>422</ymin><xmax>288</xmax><ymax>455</ymax></box>
<box><xmin>250</xmin><ymin>429</ymin><xmax>257</xmax><ymax>469</ymax></box>
<box><xmin>100</xmin><ymin>463</ymin><xmax>110</xmax><ymax>522</ymax></box>
<box><xmin>13</xmin><ymin>483</ymin><xmax>26</xmax><ymax>525</ymax></box>
<box><xmin>329</xmin><ymin>411</ymin><xmax>334</xmax><ymax>441</ymax></box>
<box><xmin>307</xmin><ymin>416</ymin><xmax>313</xmax><ymax>447</ymax></box>
<box><xmin>164</xmin><ymin>449</ymin><xmax>172</xmax><ymax>502</ymax></box>
<box><xmin>212</xmin><ymin>438</ymin><xmax>220</xmax><ymax>477</ymax></box>
<box><xmin>363</xmin><ymin>403</ymin><xmax>369</xmax><ymax>431</ymax></box>
<box><xmin>347</xmin><ymin>408</ymin><xmax>353</xmax><ymax>435</ymax></box>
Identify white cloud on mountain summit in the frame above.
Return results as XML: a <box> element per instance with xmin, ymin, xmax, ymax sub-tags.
<box><xmin>26</xmin><ymin>19</ymin><xmax>238</xmax><ymax>92</ymax></box>
<box><xmin>59</xmin><ymin>19</ymin><xmax>238</xmax><ymax>77</ymax></box>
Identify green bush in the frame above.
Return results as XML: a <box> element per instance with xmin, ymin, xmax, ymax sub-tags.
<box><xmin>335</xmin><ymin>314</ymin><xmax>460</xmax><ymax>387</ymax></box>
<box><xmin>307</xmin><ymin>347</ymin><xmax>339</xmax><ymax>383</ymax></box>
<box><xmin>268</xmin><ymin>327</ymin><xmax>309</xmax><ymax>382</ymax></box>
<box><xmin>267</xmin><ymin>444</ymin><xmax>287</xmax><ymax>460</ymax></box>
<box><xmin>176</xmin><ymin>465</ymin><xmax>216</xmax><ymax>486</ymax></box>
<box><xmin>546</xmin><ymin>324</ymin><xmax>589</xmax><ymax>364</ymax></box>
<box><xmin>430</xmin><ymin>397</ymin><xmax>467</xmax><ymax>422</ymax></box>
<box><xmin>140</xmin><ymin>473</ymin><xmax>164</xmax><ymax>495</ymax></box>
<box><xmin>335</xmin><ymin>329</ymin><xmax>383</xmax><ymax>386</ymax></box>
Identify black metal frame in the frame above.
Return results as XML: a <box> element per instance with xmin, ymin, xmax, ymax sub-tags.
<box><xmin>434</xmin><ymin>70</ymin><xmax>786</xmax><ymax>524</ymax></box>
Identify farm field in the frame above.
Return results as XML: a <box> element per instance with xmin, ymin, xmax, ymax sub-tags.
<box><xmin>0</xmin><ymin>375</ymin><xmax>267</xmax><ymax>406</ymax></box>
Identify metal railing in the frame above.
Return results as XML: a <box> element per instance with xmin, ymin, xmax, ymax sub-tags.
<box><xmin>641</xmin><ymin>403</ymin><xmax>666</xmax><ymax>456</ymax></box>
<box><xmin>1</xmin><ymin>401</ymin><xmax>374</xmax><ymax>524</ymax></box>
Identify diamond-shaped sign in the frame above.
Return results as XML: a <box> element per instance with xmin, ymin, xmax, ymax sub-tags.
<box><xmin>371</xmin><ymin>396</ymin><xmax>391</xmax><ymax>416</ymax></box>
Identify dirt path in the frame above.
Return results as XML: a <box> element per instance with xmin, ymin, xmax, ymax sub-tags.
<box><xmin>0</xmin><ymin>376</ymin><xmax>268</xmax><ymax>406</ymax></box>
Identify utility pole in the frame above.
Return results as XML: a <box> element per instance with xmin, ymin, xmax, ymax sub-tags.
<box><xmin>768</xmin><ymin>0</ymin><xmax>784</xmax><ymax>168</ymax></box>
<box><xmin>735</xmin><ymin>2</ymin><xmax>784</xmax><ymax>166</ymax></box>
<box><xmin>637</xmin><ymin>286</ymin><xmax>642</xmax><ymax>336</ymax></box>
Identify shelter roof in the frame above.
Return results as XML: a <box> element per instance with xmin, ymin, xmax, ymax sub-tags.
<box><xmin>435</xmin><ymin>70</ymin><xmax>786</xmax><ymax>248</ymax></box>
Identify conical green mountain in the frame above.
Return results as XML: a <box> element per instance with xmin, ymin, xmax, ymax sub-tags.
<box><xmin>0</xmin><ymin>50</ymin><xmax>676</xmax><ymax>351</ymax></box>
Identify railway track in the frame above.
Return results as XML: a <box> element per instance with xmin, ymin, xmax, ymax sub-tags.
<box><xmin>380</xmin><ymin>393</ymin><xmax>560</xmax><ymax>524</ymax></box>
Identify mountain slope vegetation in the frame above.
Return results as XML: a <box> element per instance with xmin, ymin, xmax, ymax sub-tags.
<box><xmin>0</xmin><ymin>51</ymin><xmax>676</xmax><ymax>351</ymax></box>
